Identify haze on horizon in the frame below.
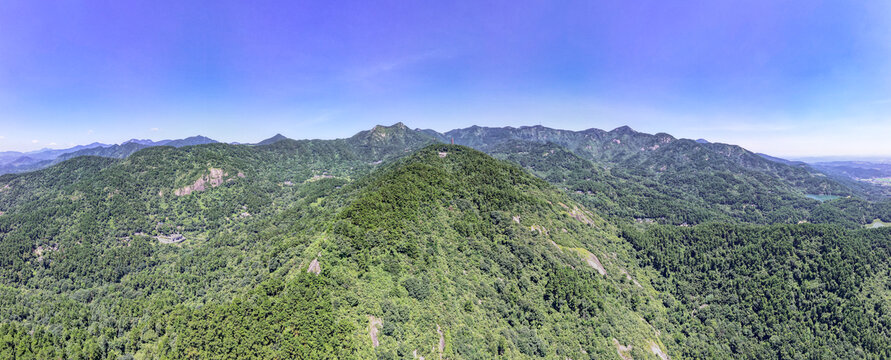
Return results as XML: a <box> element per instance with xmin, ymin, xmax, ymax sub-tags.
<box><xmin>1</xmin><ymin>1</ymin><xmax>889</xmax><ymax>158</ymax></box>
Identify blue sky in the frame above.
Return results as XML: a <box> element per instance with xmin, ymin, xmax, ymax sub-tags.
<box><xmin>1</xmin><ymin>1</ymin><xmax>889</xmax><ymax>157</ymax></box>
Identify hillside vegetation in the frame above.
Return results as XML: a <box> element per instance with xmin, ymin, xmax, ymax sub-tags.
<box><xmin>0</xmin><ymin>124</ymin><xmax>889</xmax><ymax>359</ymax></box>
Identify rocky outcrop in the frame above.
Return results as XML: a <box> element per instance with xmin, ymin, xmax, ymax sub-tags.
<box><xmin>613</xmin><ymin>339</ymin><xmax>633</xmax><ymax>360</ymax></box>
<box><xmin>585</xmin><ymin>252</ymin><xmax>608</xmax><ymax>276</ymax></box>
<box><xmin>174</xmin><ymin>168</ymin><xmax>228</xmax><ymax>196</ymax></box>
<box><xmin>368</xmin><ymin>315</ymin><xmax>382</xmax><ymax>348</ymax></box>
<box><xmin>307</xmin><ymin>258</ymin><xmax>321</xmax><ymax>275</ymax></box>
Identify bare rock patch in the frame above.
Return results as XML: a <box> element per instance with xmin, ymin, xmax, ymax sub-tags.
<box><xmin>175</xmin><ymin>168</ymin><xmax>227</xmax><ymax>196</ymax></box>
<box><xmin>307</xmin><ymin>258</ymin><xmax>321</xmax><ymax>275</ymax></box>
<box><xmin>33</xmin><ymin>243</ymin><xmax>59</xmax><ymax>262</ymax></box>
<box><xmin>613</xmin><ymin>339</ymin><xmax>633</xmax><ymax>360</ymax></box>
<box><xmin>437</xmin><ymin>324</ymin><xmax>445</xmax><ymax>353</ymax></box>
<box><xmin>156</xmin><ymin>233</ymin><xmax>185</xmax><ymax>244</ymax></box>
<box><xmin>619</xmin><ymin>268</ymin><xmax>643</xmax><ymax>288</ymax></box>
<box><xmin>649</xmin><ymin>341</ymin><xmax>670</xmax><ymax>360</ymax></box>
<box><xmin>368</xmin><ymin>315</ymin><xmax>382</xmax><ymax>348</ymax></box>
<box><xmin>585</xmin><ymin>252</ymin><xmax>607</xmax><ymax>276</ymax></box>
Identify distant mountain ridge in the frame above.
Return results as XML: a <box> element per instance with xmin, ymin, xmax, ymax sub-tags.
<box><xmin>0</xmin><ymin>135</ymin><xmax>217</xmax><ymax>174</ymax></box>
<box><xmin>256</xmin><ymin>134</ymin><xmax>290</xmax><ymax>145</ymax></box>
<box><xmin>0</xmin><ymin>123</ymin><xmax>875</xmax><ymax>205</ymax></box>
<box><xmin>0</xmin><ymin>142</ymin><xmax>113</xmax><ymax>165</ymax></box>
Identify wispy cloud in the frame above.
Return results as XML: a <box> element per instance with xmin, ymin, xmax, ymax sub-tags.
<box><xmin>31</xmin><ymin>140</ymin><xmax>38</xmax><ymax>143</ymax></box>
<box><xmin>150</xmin><ymin>127</ymin><xmax>159</xmax><ymax>131</ymax></box>
<box><xmin>87</xmin><ymin>129</ymin><xmax>94</xmax><ymax>134</ymax></box>
<box><xmin>344</xmin><ymin>49</ymin><xmax>445</xmax><ymax>84</ymax></box>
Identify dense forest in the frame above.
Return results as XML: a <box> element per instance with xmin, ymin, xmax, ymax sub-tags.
<box><xmin>0</xmin><ymin>124</ymin><xmax>889</xmax><ymax>359</ymax></box>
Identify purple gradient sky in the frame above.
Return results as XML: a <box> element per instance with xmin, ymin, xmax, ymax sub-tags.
<box><xmin>1</xmin><ymin>1</ymin><xmax>889</xmax><ymax>157</ymax></box>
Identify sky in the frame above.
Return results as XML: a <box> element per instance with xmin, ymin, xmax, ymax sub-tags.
<box><xmin>0</xmin><ymin>1</ymin><xmax>889</xmax><ymax>157</ymax></box>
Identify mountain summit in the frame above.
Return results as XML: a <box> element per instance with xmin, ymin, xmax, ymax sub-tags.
<box><xmin>257</xmin><ymin>133</ymin><xmax>291</xmax><ymax>145</ymax></box>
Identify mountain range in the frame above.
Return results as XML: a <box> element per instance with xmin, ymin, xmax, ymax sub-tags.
<box><xmin>0</xmin><ymin>123</ymin><xmax>889</xmax><ymax>359</ymax></box>
<box><xmin>0</xmin><ymin>136</ymin><xmax>218</xmax><ymax>175</ymax></box>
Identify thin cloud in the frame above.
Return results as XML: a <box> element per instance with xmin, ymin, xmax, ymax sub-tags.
<box><xmin>344</xmin><ymin>49</ymin><xmax>445</xmax><ymax>83</ymax></box>
<box><xmin>31</xmin><ymin>140</ymin><xmax>38</xmax><ymax>143</ymax></box>
<box><xmin>150</xmin><ymin>127</ymin><xmax>159</xmax><ymax>131</ymax></box>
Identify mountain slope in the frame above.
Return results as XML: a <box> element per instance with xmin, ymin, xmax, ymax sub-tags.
<box><xmin>434</xmin><ymin>125</ymin><xmax>846</xmax><ymax>195</ymax></box>
<box><xmin>155</xmin><ymin>144</ymin><xmax>675</xmax><ymax>359</ymax></box>
<box><xmin>0</xmin><ymin>124</ymin><xmax>889</xmax><ymax>359</ymax></box>
<box><xmin>0</xmin><ymin>143</ymin><xmax>675</xmax><ymax>359</ymax></box>
<box><xmin>425</xmin><ymin>125</ymin><xmax>866</xmax><ymax>225</ymax></box>
<box><xmin>346</xmin><ymin>122</ymin><xmax>438</xmax><ymax>161</ymax></box>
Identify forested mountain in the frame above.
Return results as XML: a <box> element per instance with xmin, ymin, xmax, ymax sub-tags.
<box><xmin>255</xmin><ymin>134</ymin><xmax>290</xmax><ymax>145</ymax></box>
<box><xmin>0</xmin><ymin>123</ymin><xmax>889</xmax><ymax>359</ymax></box>
<box><xmin>422</xmin><ymin>125</ymin><xmax>887</xmax><ymax>226</ymax></box>
<box><xmin>429</xmin><ymin>125</ymin><xmax>847</xmax><ymax>197</ymax></box>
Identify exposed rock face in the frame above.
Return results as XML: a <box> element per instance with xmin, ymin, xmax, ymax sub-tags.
<box><xmin>368</xmin><ymin>315</ymin><xmax>382</xmax><ymax>348</ymax></box>
<box><xmin>157</xmin><ymin>234</ymin><xmax>185</xmax><ymax>244</ymax></box>
<box><xmin>613</xmin><ymin>339</ymin><xmax>633</xmax><ymax>360</ymax></box>
<box><xmin>650</xmin><ymin>341</ymin><xmax>670</xmax><ymax>360</ymax></box>
<box><xmin>33</xmin><ymin>243</ymin><xmax>59</xmax><ymax>262</ymax></box>
<box><xmin>175</xmin><ymin>168</ymin><xmax>227</xmax><ymax>196</ymax></box>
<box><xmin>530</xmin><ymin>224</ymin><xmax>548</xmax><ymax>235</ymax></box>
<box><xmin>620</xmin><ymin>268</ymin><xmax>643</xmax><ymax>288</ymax></box>
<box><xmin>306</xmin><ymin>174</ymin><xmax>334</xmax><ymax>182</ymax></box>
<box><xmin>307</xmin><ymin>258</ymin><xmax>321</xmax><ymax>275</ymax></box>
<box><xmin>585</xmin><ymin>252</ymin><xmax>607</xmax><ymax>276</ymax></box>
<box><xmin>437</xmin><ymin>324</ymin><xmax>445</xmax><ymax>353</ymax></box>
<box><xmin>559</xmin><ymin>202</ymin><xmax>596</xmax><ymax>226</ymax></box>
